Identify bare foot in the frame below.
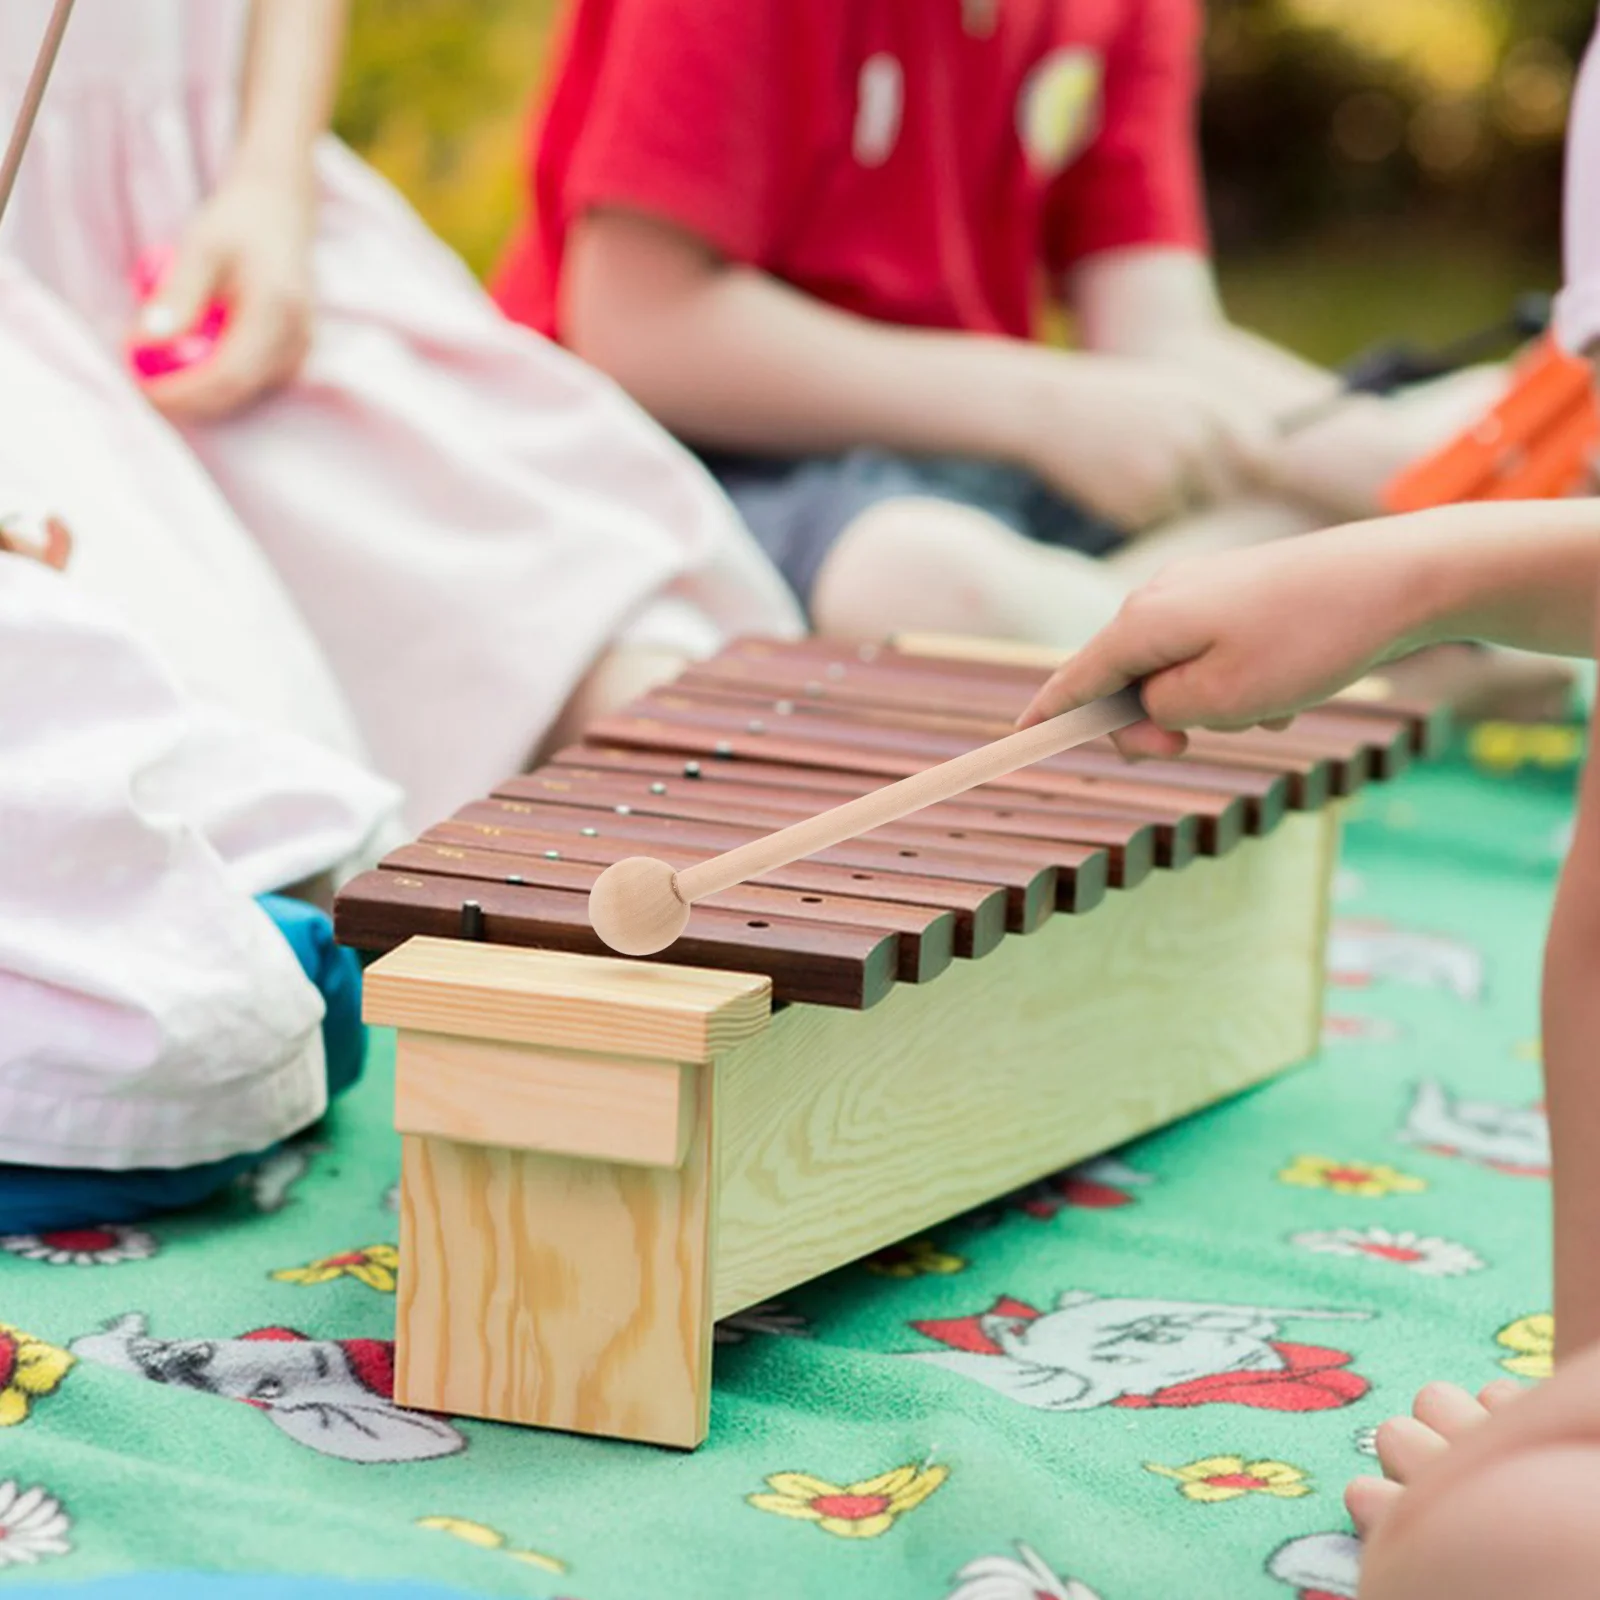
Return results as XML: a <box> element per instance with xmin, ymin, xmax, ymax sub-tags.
<box><xmin>1346</xmin><ymin>1379</ymin><xmax>1525</xmax><ymax>1538</ymax></box>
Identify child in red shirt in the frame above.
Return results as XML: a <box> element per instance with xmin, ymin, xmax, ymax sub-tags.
<box><xmin>496</xmin><ymin>0</ymin><xmax>1508</xmax><ymax>650</ymax></box>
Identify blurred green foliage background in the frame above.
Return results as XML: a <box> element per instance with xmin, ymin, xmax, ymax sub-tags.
<box><xmin>334</xmin><ymin>0</ymin><xmax>1594</xmax><ymax>364</ymax></box>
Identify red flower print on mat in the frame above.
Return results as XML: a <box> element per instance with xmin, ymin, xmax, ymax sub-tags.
<box><xmin>1</xmin><ymin>1224</ymin><xmax>156</xmax><ymax>1266</ymax></box>
<box><xmin>749</xmin><ymin>1463</ymin><xmax>947</xmax><ymax>1538</ymax></box>
<box><xmin>71</xmin><ymin>1313</ymin><xmax>463</xmax><ymax>1463</ymax></box>
<box><xmin>0</xmin><ymin>1481</ymin><xmax>70</xmax><ymax>1569</ymax></box>
<box><xmin>0</xmin><ymin>1324</ymin><xmax>72</xmax><ymax>1427</ymax></box>
<box><xmin>1266</xmin><ymin>1531</ymin><xmax>1361</xmax><ymax>1598</ymax></box>
<box><xmin>945</xmin><ymin>1541</ymin><xmax>1101</xmax><ymax>1600</ymax></box>
<box><xmin>1400</xmin><ymin>1081</ymin><xmax>1549</xmax><ymax>1178</ymax></box>
<box><xmin>908</xmin><ymin>1292</ymin><xmax>1371</xmax><ymax>1413</ymax></box>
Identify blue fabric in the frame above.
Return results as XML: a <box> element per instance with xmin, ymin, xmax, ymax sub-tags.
<box><xmin>0</xmin><ymin>897</ymin><xmax>365</xmax><ymax>1234</ymax></box>
<box><xmin>698</xmin><ymin>446</ymin><xmax>1126</xmax><ymax>610</ymax></box>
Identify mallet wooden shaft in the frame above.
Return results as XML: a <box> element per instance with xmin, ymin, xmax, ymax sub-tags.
<box><xmin>0</xmin><ymin>0</ymin><xmax>74</xmax><ymax>225</ymax></box>
<box><xmin>587</xmin><ymin>687</ymin><xmax>1145</xmax><ymax>953</ymax></box>
<box><xmin>676</xmin><ymin>687</ymin><xmax>1144</xmax><ymax>900</ymax></box>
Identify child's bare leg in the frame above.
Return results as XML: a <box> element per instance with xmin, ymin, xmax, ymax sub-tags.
<box><xmin>535</xmin><ymin>643</ymin><xmax>687</xmax><ymax>761</ymax></box>
<box><xmin>1354</xmin><ymin>1347</ymin><xmax>1600</xmax><ymax>1599</ymax></box>
<box><xmin>811</xmin><ymin>496</ymin><xmax>1128</xmax><ymax>649</ymax></box>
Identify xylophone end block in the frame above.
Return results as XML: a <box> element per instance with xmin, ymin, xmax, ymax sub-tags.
<box><xmin>589</xmin><ymin>856</ymin><xmax>690</xmax><ymax>955</ymax></box>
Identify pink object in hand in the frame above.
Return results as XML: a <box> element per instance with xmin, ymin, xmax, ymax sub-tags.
<box><xmin>127</xmin><ymin>246</ymin><xmax>227</xmax><ymax>378</ymax></box>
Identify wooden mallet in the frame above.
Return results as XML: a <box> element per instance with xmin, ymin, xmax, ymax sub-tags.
<box><xmin>587</xmin><ymin>685</ymin><xmax>1144</xmax><ymax>955</ymax></box>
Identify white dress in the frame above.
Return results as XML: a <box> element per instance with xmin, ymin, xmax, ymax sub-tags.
<box><xmin>0</xmin><ymin>555</ymin><xmax>398</xmax><ymax>1169</ymax></box>
<box><xmin>0</xmin><ymin>0</ymin><xmax>800</xmax><ymax>831</ymax></box>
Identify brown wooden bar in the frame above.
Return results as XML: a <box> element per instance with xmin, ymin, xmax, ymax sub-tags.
<box><xmin>500</xmin><ymin>766</ymin><xmax>1158</xmax><ymax>890</ymax></box>
<box><xmin>336</xmin><ymin>870</ymin><xmax>901</xmax><ymax>1009</ymax></box>
<box><xmin>381</xmin><ymin>842</ymin><xmax>957</xmax><ymax>985</ymax></box>
<box><xmin>425</xmin><ymin>813</ymin><xmax>1007</xmax><ymax>959</ymax></box>
<box><xmin>453</xmin><ymin>798</ymin><xmax>1071</xmax><ymax>931</ymax></box>
<box><xmin>558</xmin><ymin>742</ymin><xmax>1245</xmax><ymax>856</ymax></box>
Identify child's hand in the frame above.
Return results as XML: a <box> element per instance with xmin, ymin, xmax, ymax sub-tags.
<box><xmin>132</xmin><ymin>171</ymin><xmax>315</xmax><ymax>422</ymax></box>
<box><xmin>1017</xmin><ymin>525</ymin><xmax>1418</xmax><ymax>758</ymax></box>
<box><xmin>1018</xmin><ymin>356</ymin><xmax>1273</xmax><ymax>532</ymax></box>
<box><xmin>1267</xmin><ymin>368</ymin><xmax>1511</xmax><ymax>520</ymax></box>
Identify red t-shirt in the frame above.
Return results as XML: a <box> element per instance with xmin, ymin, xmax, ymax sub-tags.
<box><xmin>493</xmin><ymin>0</ymin><xmax>1207</xmax><ymax>344</ymax></box>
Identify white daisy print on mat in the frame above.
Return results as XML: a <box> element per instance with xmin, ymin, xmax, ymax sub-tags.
<box><xmin>1291</xmin><ymin>1226</ymin><xmax>1484</xmax><ymax>1278</ymax></box>
<box><xmin>1</xmin><ymin>1224</ymin><xmax>157</xmax><ymax>1266</ymax></box>
<box><xmin>0</xmin><ymin>1481</ymin><xmax>71</xmax><ymax>1568</ymax></box>
<box><xmin>946</xmin><ymin>1540</ymin><xmax>1101</xmax><ymax>1600</ymax></box>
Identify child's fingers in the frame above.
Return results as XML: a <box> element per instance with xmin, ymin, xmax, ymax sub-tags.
<box><xmin>1412</xmin><ymin>1381</ymin><xmax>1492</xmax><ymax>1442</ymax></box>
<box><xmin>1109</xmin><ymin>723</ymin><xmax>1188</xmax><ymax>760</ymax></box>
<box><xmin>144</xmin><ymin>292</ymin><xmax>304</xmax><ymax>422</ymax></box>
<box><xmin>1345</xmin><ymin>1474</ymin><xmax>1405</xmax><ymax>1540</ymax></box>
<box><xmin>1017</xmin><ymin>607</ymin><xmax>1197</xmax><ymax>730</ymax></box>
<box><xmin>1374</xmin><ymin>1414</ymin><xmax>1450</xmax><ymax>1484</ymax></box>
<box><xmin>1478</xmin><ymin>1378</ymin><xmax>1527</xmax><ymax>1411</ymax></box>
<box><xmin>139</xmin><ymin>234</ymin><xmax>224</xmax><ymax>341</ymax></box>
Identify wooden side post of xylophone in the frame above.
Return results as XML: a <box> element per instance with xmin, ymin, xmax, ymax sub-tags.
<box><xmin>362</xmin><ymin>939</ymin><xmax>771</xmax><ymax>1450</ymax></box>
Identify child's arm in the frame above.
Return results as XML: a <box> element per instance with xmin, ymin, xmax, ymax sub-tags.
<box><xmin>1018</xmin><ymin>498</ymin><xmax>1600</xmax><ymax>757</ymax></box>
<box><xmin>1069</xmin><ymin>246</ymin><xmax>1499</xmax><ymax>521</ymax></box>
<box><xmin>135</xmin><ymin>0</ymin><xmax>348</xmax><ymax>422</ymax></box>
<box><xmin>564</xmin><ymin>207</ymin><xmax>1270</xmax><ymax>534</ymax></box>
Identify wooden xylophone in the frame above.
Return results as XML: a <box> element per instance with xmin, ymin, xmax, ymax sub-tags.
<box><xmin>336</xmin><ymin>634</ymin><xmax>1446</xmax><ymax>1449</ymax></box>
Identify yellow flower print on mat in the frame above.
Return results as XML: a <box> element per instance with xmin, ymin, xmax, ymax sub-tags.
<box><xmin>417</xmin><ymin>1516</ymin><xmax>565</xmax><ymax>1574</ymax></box>
<box><xmin>0</xmin><ymin>1323</ymin><xmax>73</xmax><ymax>1427</ymax></box>
<box><xmin>1146</xmin><ymin>1456</ymin><xmax>1312</xmax><ymax>1504</ymax></box>
<box><xmin>749</xmin><ymin>1463</ymin><xmax>948</xmax><ymax>1539</ymax></box>
<box><xmin>1496</xmin><ymin>1314</ymin><xmax>1553</xmax><ymax>1381</ymax></box>
<box><xmin>1279</xmin><ymin>1155</ymin><xmax>1426</xmax><ymax>1198</ymax></box>
<box><xmin>865</xmin><ymin>1238</ymin><xmax>965</xmax><ymax>1280</ymax></box>
<box><xmin>272</xmin><ymin>1244</ymin><xmax>399</xmax><ymax>1293</ymax></box>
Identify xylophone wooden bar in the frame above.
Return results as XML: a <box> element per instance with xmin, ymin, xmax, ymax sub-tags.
<box><xmin>384</xmin><ymin>841</ymin><xmax>959</xmax><ymax>984</ymax></box>
<box><xmin>424</xmin><ymin>813</ymin><xmax>1009</xmax><ymax>958</ymax></box>
<box><xmin>340</xmin><ymin>633</ymin><xmax>1448</xmax><ymax>1450</ymax></box>
<box><xmin>498</xmin><ymin>765</ymin><xmax>1159</xmax><ymax>889</ymax></box>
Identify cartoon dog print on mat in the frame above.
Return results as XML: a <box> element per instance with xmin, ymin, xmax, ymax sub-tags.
<box><xmin>71</xmin><ymin>1313</ymin><xmax>464</xmax><ymax>1463</ymax></box>
<box><xmin>1400</xmin><ymin>1080</ymin><xmax>1549</xmax><ymax>1177</ymax></box>
<box><xmin>908</xmin><ymin>1293</ymin><xmax>1372</xmax><ymax>1413</ymax></box>
<box><xmin>1266</xmin><ymin>1531</ymin><xmax>1361</xmax><ymax>1598</ymax></box>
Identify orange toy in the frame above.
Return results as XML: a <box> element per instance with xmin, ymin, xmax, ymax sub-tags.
<box><xmin>1383</xmin><ymin>336</ymin><xmax>1600</xmax><ymax>512</ymax></box>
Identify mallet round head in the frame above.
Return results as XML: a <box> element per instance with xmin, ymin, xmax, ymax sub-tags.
<box><xmin>588</xmin><ymin>855</ymin><xmax>691</xmax><ymax>956</ymax></box>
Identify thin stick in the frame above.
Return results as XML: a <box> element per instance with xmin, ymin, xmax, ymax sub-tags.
<box><xmin>678</xmin><ymin>687</ymin><xmax>1144</xmax><ymax>900</ymax></box>
<box><xmin>0</xmin><ymin>0</ymin><xmax>75</xmax><ymax>225</ymax></box>
<box><xmin>588</xmin><ymin>687</ymin><xmax>1145</xmax><ymax>954</ymax></box>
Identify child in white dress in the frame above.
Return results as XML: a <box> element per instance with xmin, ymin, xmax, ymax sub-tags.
<box><xmin>0</xmin><ymin>0</ymin><xmax>799</xmax><ymax>833</ymax></box>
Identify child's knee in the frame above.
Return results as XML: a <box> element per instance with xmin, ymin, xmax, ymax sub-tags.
<box><xmin>1360</xmin><ymin>1442</ymin><xmax>1600</xmax><ymax>1600</ymax></box>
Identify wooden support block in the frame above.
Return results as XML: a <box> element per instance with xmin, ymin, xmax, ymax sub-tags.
<box><xmin>395</xmin><ymin>1033</ymin><xmax>696</xmax><ymax>1169</ymax></box>
<box><xmin>362</xmin><ymin>936</ymin><xmax>769</xmax><ymax>1062</ymax></box>
<box><xmin>395</xmin><ymin>1078</ymin><xmax>716</xmax><ymax>1448</ymax></box>
<box><xmin>381</xmin><ymin>945</ymin><xmax>748</xmax><ymax>1448</ymax></box>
